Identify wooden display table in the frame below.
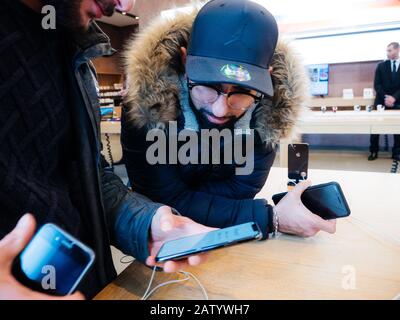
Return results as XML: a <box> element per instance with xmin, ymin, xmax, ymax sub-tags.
<box><xmin>95</xmin><ymin>167</ymin><xmax>400</xmax><ymax>300</ymax></box>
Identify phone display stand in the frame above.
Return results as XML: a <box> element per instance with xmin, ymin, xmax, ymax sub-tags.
<box><xmin>287</xmin><ymin>172</ymin><xmax>308</xmax><ymax>191</ymax></box>
<box><xmin>287</xmin><ymin>179</ymin><xmax>297</xmax><ymax>191</ymax></box>
<box><xmin>287</xmin><ymin>143</ymin><xmax>309</xmax><ymax>191</ymax></box>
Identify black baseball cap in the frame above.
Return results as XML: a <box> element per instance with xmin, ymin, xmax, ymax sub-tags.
<box><xmin>186</xmin><ymin>0</ymin><xmax>279</xmax><ymax>97</ymax></box>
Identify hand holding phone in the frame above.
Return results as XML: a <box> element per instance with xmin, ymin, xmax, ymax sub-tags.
<box><xmin>273</xmin><ymin>181</ymin><xmax>351</xmax><ymax>220</ymax></box>
<box><xmin>146</xmin><ymin>206</ymin><xmax>219</xmax><ymax>272</ymax></box>
<box><xmin>155</xmin><ymin>222</ymin><xmax>262</xmax><ymax>262</ymax></box>
<box><xmin>271</xmin><ymin>180</ymin><xmax>337</xmax><ymax>237</ymax></box>
<box><xmin>1</xmin><ymin>214</ymin><xmax>83</xmax><ymax>300</ymax></box>
<box><xmin>14</xmin><ymin>222</ymin><xmax>95</xmax><ymax>296</ymax></box>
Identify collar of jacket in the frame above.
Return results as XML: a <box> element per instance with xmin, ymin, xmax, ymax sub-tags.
<box><xmin>123</xmin><ymin>8</ymin><xmax>310</xmax><ymax>145</ymax></box>
<box><xmin>72</xmin><ymin>22</ymin><xmax>116</xmax><ymax>69</ymax></box>
<box><xmin>69</xmin><ymin>22</ymin><xmax>115</xmax><ymax>168</ymax></box>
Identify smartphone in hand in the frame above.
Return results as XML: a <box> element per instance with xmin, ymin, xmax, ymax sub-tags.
<box><xmin>156</xmin><ymin>222</ymin><xmax>262</xmax><ymax>262</ymax></box>
<box><xmin>14</xmin><ymin>224</ymin><xmax>95</xmax><ymax>296</ymax></box>
<box><xmin>272</xmin><ymin>182</ymin><xmax>351</xmax><ymax>220</ymax></box>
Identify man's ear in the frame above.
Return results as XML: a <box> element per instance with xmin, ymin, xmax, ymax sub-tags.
<box><xmin>180</xmin><ymin>47</ymin><xmax>187</xmax><ymax>68</ymax></box>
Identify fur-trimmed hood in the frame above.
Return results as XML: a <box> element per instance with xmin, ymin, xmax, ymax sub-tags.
<box><xmin>123</xmin><ymin>8</ymin><xmax>309</xmax><ymax>144</ymax></box>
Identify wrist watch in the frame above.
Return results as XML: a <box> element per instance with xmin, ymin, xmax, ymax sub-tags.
<box><xmin>272</xmin><ymin>206</ymin><xmax>280</xmax><ymax>238</ymax></box>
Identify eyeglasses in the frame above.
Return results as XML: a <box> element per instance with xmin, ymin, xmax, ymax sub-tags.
<box><xmin>187</xmin><ymin>81</ymin><xmax>263</xmax><ymax>111</ymax></box>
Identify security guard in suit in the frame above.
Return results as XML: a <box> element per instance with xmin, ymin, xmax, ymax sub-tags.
<box><xmin>369</xmin><ymin>42</ymin><xmax>400</xmax><ymax>161</ymax></box>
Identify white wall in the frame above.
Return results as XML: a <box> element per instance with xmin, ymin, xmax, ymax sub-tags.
<box><xmin>289</xmin><ymin>29</ymin><xmax>400</xmax><ymax>65</ymax></box>
<box><xmin>160</xmin><ymin>1</ymin><xmax>400</xmax><ymax>65</ymax></box>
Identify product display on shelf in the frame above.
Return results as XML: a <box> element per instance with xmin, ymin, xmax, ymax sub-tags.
<box><xmin>99</xmin><ymin>83</ymin><xmax>124</xmax><ymax>121</ymax></box>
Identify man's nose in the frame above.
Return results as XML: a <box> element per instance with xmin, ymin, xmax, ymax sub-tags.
<box><xmin>116</xmin><ymin>0</ymin><xmax>135</xmax><ymax>12</ymax></box>
<box><xmin>212</xmin><ymin>95</ymin><xmax>230</xmax><ymax>118</ymax></box>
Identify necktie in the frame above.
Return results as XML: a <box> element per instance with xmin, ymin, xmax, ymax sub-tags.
<box><xmin>392</xmin><ymin>60</ymin><xmax>397</xmax><ymax>80</ymax></box>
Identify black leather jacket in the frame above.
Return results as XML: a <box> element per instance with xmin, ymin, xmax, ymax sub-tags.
<box><xmin>70</xmin><ymin>23</ymin><xmax>163</xmax><ymax>298</ymax></box>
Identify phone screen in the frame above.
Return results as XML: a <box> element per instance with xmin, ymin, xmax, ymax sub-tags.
<box><xmin>19</xmin><ymin>224</ymin><xmax>95</xmax><ymax>295</ymax></box>
<box><xmin>156</xmin><ymin>222</ymin><xmax>261</xmax><ymax>262</ymax></box>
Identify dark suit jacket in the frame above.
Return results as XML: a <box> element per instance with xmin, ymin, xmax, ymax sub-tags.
<box><xmin>374</xmin><ymin>60</ymin><xmax>400</xmax><ymax>106</ymax></box>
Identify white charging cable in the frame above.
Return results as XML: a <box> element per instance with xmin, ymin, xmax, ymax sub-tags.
<box><xmin>141</xmin><ymin>266</ymin><xmax>209</xmax><ymax>300</ymax></box>
<box><xmin>140</xmin><ymin>207</ymin><xmax>208</xmax><ymax>300</ymax></box>
<box><xmin>180</xmin><ymin>270</ymin><xmax>209</xmax><ymax>300</ymax></box>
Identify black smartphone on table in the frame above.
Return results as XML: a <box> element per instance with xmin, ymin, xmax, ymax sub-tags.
<box><xmin>288</xmin><ymin>143</ymin><xmax>309</xmax><ymax>181</ymax></box>
<box><xmin>155</xmin><ymin>222</ymin><xmax>262</xmax><ymax>262</ymax></box>
<box><xmin>272</xmin><ymin>182</ymin><xmax>351</xmax><ymax>220</ymax></box>
<box><xmin>14</xmin><ymin>223</ymin><xmax>95</xmax><ymax>296</ymax></box>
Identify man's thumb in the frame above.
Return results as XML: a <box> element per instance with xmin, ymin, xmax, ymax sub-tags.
<box><xmin>0</xmin><ymin>214</ymin><xmax>36</xmax><ymax>267</ymax></box>
<box><xmin>159</xmin><ymin>208</ymin><xmax>175</xmax><ymax>232</ymax></box>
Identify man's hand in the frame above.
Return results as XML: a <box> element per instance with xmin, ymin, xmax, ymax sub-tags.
<box><xmin>147</xmin><ymin>206</ymin><xmax>217</xmax><ymax>273</ymax></box>
<box><xmin>0</xmin><ymin>214</ymin><xmax>84</xmax><ymax>300</ymax></box>
<box><xmin>385</xmin><ymin>95</ymin><xmax>396</xmax><ymax>107</ymax></box>
<box><xmin>275</xmin><ymin>180</ymin><xmax>336</xmax><ymax>237</ymax></box>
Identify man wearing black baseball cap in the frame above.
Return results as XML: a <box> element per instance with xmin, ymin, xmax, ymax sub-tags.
<box><xmin>183</xmin><ymin>0</ymin><xmax>277</xmax><ymax>128</ymax></box>
<box><xmin>122</xmin><ymin>0</ymin><xmax>336</xmax><ymax>241</ymax></box>
<box><xmin>186</xmin><ymin>0</ymin><xmax>277</xmax><ymax>98</ymax></box>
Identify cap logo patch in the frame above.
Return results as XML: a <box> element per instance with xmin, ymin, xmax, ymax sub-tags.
<box><xmin>220</xmin><ymin>64</ymin><xmax>251</xmax><ymax>82</ymax></box>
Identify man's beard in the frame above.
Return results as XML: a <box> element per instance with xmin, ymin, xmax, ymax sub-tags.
<box><xmin>189</xmin><ymin>97</ymin><xmax>237</xmax><ymax>130</ymax></box>
<box><xmin>196</xmin><ymin>109</ymin><xmax>237</xmax><ymax>130</ymax></box>
<box><xmin>41</xmin><ymin>0</ymin><xmax>117</xmax><ymax>32</ymax></box>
